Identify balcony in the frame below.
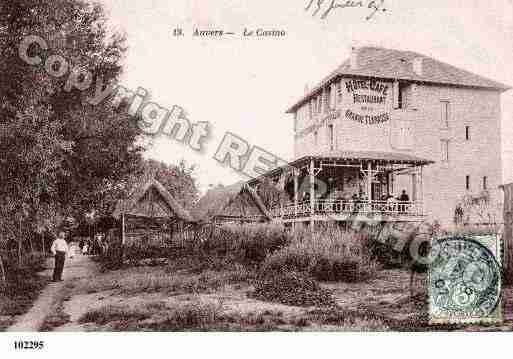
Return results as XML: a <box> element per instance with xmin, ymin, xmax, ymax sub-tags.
<box><xmin>270</xmin><ymin>200</ymin><xmax>425</xmax><ymax>223</ymax></box>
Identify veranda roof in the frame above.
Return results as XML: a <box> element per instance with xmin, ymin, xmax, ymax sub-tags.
<box><xmin>308</xmin><ymin>150</ymin><xmax>434</xmax><ymax>165</ymax></box>
<box><xmin>247</xmin><ymin>150</ymin><xmax>434</xmax><ymax>185</ymax></box>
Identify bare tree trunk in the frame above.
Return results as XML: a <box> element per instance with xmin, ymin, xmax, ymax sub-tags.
<box><xmin>0</xmin><ymin>254</ymin><xmax>6</xmax><ymax>286</ymax></box>
<box><xmin>17</xmin><ymin>217</ymin><xmax>23</xmax><ymax>267</ymax></box>
<box><xmin>17</xmin><ymin>240</ymin><xmax>22</xmax><ymax>267</ymax></box>
<box><xmin>29</xmin><ymin>233</ymin><xmax>34</xmax><ymax>254</ymax></box>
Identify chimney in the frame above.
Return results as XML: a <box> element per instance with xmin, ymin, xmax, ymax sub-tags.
<box><xmin>304</xmin><ymin>83</ymin><xmax>309</xmax><ymax>94</ymax></box>
<box><xmin>350</xmin><ymin>47</ymin><xmax>359</xmax><ymax>70</ymax></box>
<box><xmin>413</xmin><ymin>57</ymin><xmax>423</xmax><ymax>76</ymax></box>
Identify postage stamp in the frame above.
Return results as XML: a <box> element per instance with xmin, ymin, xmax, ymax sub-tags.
<box><xmin>428</xmin><ymin>235</ymin><xmax>502</xmax><ymax>325</ymax></box>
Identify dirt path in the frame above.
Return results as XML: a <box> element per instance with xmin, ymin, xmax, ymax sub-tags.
<box><xmin>6</xmin><ymin>252</ymin><xmax>99</xmax><ymax>332</ymax></box>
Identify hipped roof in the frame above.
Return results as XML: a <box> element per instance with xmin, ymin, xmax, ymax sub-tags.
<box><xmin>287</xmin><ymin>46</ymin><xmax>510</xmax><ymax>113</ymax></box>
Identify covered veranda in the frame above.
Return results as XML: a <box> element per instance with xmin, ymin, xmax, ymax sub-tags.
<box><xmin>246</xmin><ymin>151</ymin><xmax>434</xmax><ymax>226</ymax></box>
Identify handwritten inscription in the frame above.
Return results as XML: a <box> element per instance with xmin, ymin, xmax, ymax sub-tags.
<box><xmin>305</xmin><ymin>0</ymin><xmax>387</xmax><ymax>20</ymax></box>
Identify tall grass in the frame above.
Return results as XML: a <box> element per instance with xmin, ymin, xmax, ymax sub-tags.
<box><xmin>204</xmin><ymin>223</ymin><xmax>291</xmax><ymax>265</ymax></box>
<box><xmin>75</xmin><ymin>265</ymin><xmax>254</xmax><ymax>296</ymax></box>
<box><xmin>0</xmin><ymin>251</ymin><xmax>47</xmax><ymax>329</ymax></box>
<box><xmin>262</xmin><ymin>226</ymin><xmax>379</xmax><ymax>282</ymax></box>
<box><xmin>120</xmin><ymin>223</ymin><xmax>292</xmax><ymax>267</ymax></box>
<box><xmin>79</xmin><ymin>299</ymin><xmax>224</xmax><ymax>331</ymax></box>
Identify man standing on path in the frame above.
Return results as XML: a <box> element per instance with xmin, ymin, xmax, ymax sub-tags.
<box><xmin>50</xmin><ymin>231</ymin><xmax>69</xmax><ymax>282</ymax></box>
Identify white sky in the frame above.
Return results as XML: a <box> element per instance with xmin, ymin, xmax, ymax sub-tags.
<box><xmin>99</xmin><ymin>0</ymin><xmax>513</xmax><ymax>193</ymax></box>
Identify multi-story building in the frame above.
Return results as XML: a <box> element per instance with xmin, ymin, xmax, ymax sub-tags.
<box><xmin>238</xmin><ymin>47</ymin><xmax>509</xmax><ymax>228</ymax></box>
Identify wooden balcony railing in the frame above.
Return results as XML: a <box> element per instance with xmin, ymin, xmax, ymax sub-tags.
<box><xmin>270</xmin><ymin>200</ymin><xmax>424</xmax><ymax>220</ymax></box>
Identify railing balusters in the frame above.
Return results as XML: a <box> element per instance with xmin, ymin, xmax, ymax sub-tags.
<box><xmin>270</xmin><ymin>200</ymin><xmax>423</xmax><ymax>220</ymax></box>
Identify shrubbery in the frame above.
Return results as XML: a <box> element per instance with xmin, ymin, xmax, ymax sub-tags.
<box><xmin>250</xmin><ymin>271</ymin><xmax>335</xmax><ymax>307</ymax></box>
<box><xmin>206</xmin><ymin>224</ymin><xmax>291</xmax><ymax>265</ymax></box>
<box><xmin>118</xmin><ymin>223</ymin><xmax>292</xmax><ymax>268</ymax></box>
<box><xmin>116</xmin><ymin>224</ymin><xmax>381</xmax><ymax>285</ymax></box>
<box><xmin>0</xmin><ymin>251</ymin><xmax>48</xmax><ymax>329</ymax></box>
<box><xmin>261</xmin><ymin>227</ymin><xmax>379</xmax><ymax>282</ymax></box>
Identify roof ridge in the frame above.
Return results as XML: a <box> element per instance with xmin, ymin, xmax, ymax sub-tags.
<box><xmin>287</xmin><ymin>47</ymin><xmax>510</xmax><ymax>113</ymax></box>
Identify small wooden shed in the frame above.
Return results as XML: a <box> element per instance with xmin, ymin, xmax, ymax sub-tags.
<box><xmin>192</xmin><ymin>182</ymin><xmax>273</xmax><ymax>224</ymax></box>
<box><xmin>112</xmin><ymin>179</ymin><xmax>195</xmax><ymax>245</ymax></box>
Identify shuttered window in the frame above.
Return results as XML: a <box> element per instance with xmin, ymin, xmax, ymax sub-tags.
<box><xmin>441</xmin><ymin>101</ymin><xmax>450</xmax><ymax>128</ymax></box>
<box><xmin>328</xmin><ymin>124</ymin><xmax>334</xmax><ymax>151</ymax></box>
<box><xmin>441</xmin><ymin>140</ymin><xmax>449</xmax><ymax>162</ymax></box>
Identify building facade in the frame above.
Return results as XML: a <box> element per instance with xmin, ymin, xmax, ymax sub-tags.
<box><xmin>287</xmin><ymin>47</ymin><xmax>509</xmax><ymax>226</ymax></box>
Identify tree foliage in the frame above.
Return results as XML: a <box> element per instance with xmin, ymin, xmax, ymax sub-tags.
<box><xmin>134</xmin><ymin>159</ymin><xmax>199</xmax><ymax>211</ymax></box>
<box><xmin>0</xmin><ymin>0</ymin><xmax>144</xmax><ymax>262</ymax></box>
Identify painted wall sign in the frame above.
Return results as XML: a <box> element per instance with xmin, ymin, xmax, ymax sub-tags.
<box><xmin>344</xmin><ymin>79</ymin><xmax>391</xmax><ymax>125</ymax></box>
<box><xmin>344</xmin><ymin>110</ymin><xmax>390</xmax><ymax>125</ymax></box>
<box><xmin>294</xmin><ymin>110</ymin><xmax>341</xmax><ymax>139</ymax></box>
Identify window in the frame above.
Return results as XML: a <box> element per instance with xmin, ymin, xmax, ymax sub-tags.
<box><xmin>331</xmin><ymin>85</ymin><xmax>336</xmax><ymax>108</ymax></box>
<box><xmin>398</xmin><ymin>82</ymin><xmax>409</xmax><ymax>109</ymax></box>
<box><xmin>393</xmin><ymin>81</ymin><xmax>409</xmax><ymax>109</ymax></box>
<box><xmin>317</xmin><ymin>96</ymin><xmax>322</xmax><ymax>114</ymax></box>
<box><xmin>465</xmin><ymin>126</ymin><xmax>470</xmax><ymax>141</ymax></box>
<box><xmin>441</xmin><ymin>140</ymin><xmax>449</xmax><ymax>162</ymax></box>
<box><xmin>314</xmin><ymin>131</ymin><xmax>318</xmax><ymax>146</ymax></box>
<box><xmin>325</xmin><ymin>88</ymin><xmax>330</xmax><ymax>113</ymax></box>
<box><xmin>483</xmin><ymin>176</ymin><xmax>488</xmax><ymax>190</ymax></box>
<box><xmin>308</xmin><ymin>101</ymin><xmax>313</xmax><ymax>120</ymax></box>
<box><xmin>466</xmin><ymin>175</ymin><xmax>470</xmax><ymax>191</ymax></box>
<box><xmin>441</xmin><ymin>101</ymin><xmax>450</xmax><ymax>128</ymax></box>
<box><xmin>337</xmin><ymin>81</ymin><xmax>342</xmax><ymax>103</ymax></box>
<box><xmin>328</xmin><ymin>124</ymin><xmax>334</xmax><ymax>151</ymax></box>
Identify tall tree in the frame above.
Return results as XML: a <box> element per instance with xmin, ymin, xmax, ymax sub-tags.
<box><xmin>136</xmin><ymin>159</ymin><xmax>199</xmax><ymax>211</ymax></box>
<box><xmin>0</xmin><ymin>0</ymin><xmax>144</xmax><ymax>260</ymax></box>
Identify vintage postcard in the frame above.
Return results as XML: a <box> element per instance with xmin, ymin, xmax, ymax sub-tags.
<box><xmin>2</xmin><ymin>0</ymin><xmax>513</xmax><ymax>349</ymax></box>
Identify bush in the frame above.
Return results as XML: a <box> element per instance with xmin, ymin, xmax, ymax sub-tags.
<box><xmin>116</xmin><ymin>223</ymin><xmax>292</xmax><ymax>268</ymax></box>
<box><xmin>250</xmin><ymin>271</ymin><xmax>335</xmax><ymax>307</ymax></box>
<box><xmin>261</xmin><ymin>227</ymin><xmax>378</xmax><ymax>282</ymax></box>
<box><xmin>0</xmin><ymin>251</ymin><xmax>48</xmax><ymax>328</ymax></box>
<box><xmin>196</xmin><ymin>223</ymin><xmax>292</xmax><ymax>265</ymax></box>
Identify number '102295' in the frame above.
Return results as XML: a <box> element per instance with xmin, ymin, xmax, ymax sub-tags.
<box><xmin>14</xmin><ymin>341</ymin><xmax>44</xmax><ymax>350</ymax></box>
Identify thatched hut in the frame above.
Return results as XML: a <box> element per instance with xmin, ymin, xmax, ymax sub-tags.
<box><xmin>112</xmin><ymin>179</ymin><xmax>195</xmax><ymax>245</ymax></box>
<box><xmin>192</xmin><ymin>182</ymin><xmax>277</xmax><ymax>224</ymax></box>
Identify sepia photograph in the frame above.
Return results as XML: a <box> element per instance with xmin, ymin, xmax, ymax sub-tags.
<box><xmin>1</xmin><ymin>0</ymin><xmax>513</xmax><ymax>355</ymax></box>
